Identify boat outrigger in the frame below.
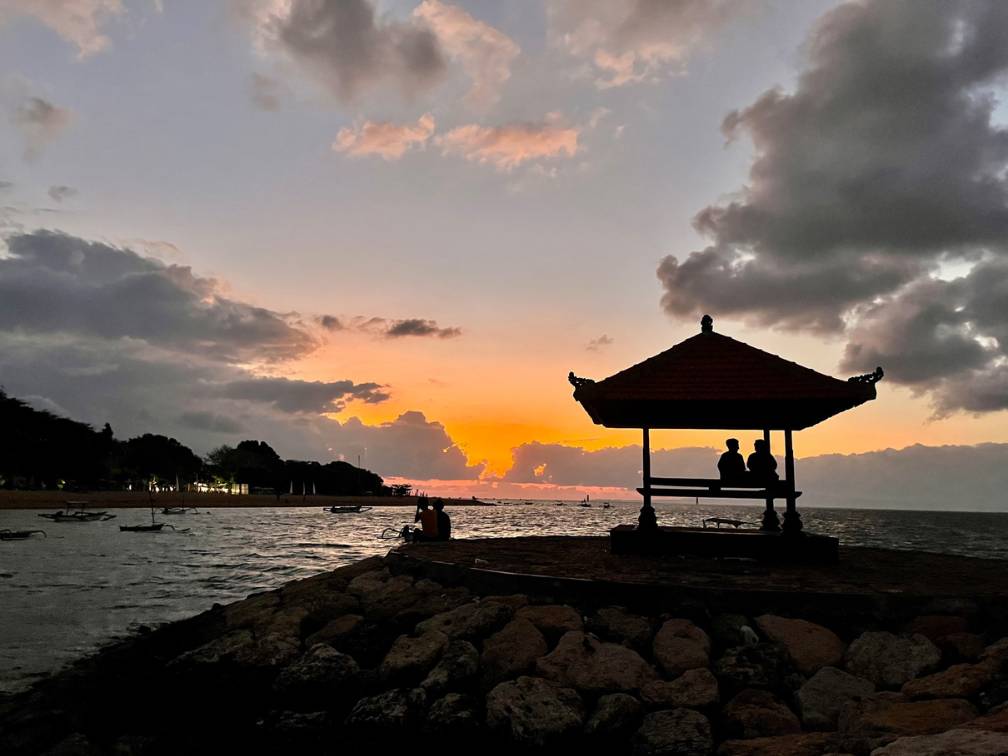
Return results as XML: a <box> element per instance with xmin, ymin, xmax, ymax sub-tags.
<box><xmin>1</xmin><ymin>529</ymin><xmax>46</xmax><ymax>540</ymax></box>
<box><xmin>324</xmin><ymin>504</ymin><xmax>372</xmax><ymax>514</ymax></box>
<box><xmin>121</xmin><ymin>505</ymin><xmax>181</xmax><ymax>533</ymax></box>
<box><xmin>160</xmin><ymin>506</ymin><xmax>200</xmax><ymax>515</ymax></box>
<box><xmin>38</xmin><ymin>501</ymin><xmax>116</xmax><ymax>522</ymax></box>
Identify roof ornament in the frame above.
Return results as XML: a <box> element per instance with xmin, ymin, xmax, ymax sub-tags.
<box><xmin>700</xmin><ymin>314</ymin><xmax>714</xmax><ymax>333</ymax></box>
<box><xmin>848</xmin><ymin>366</ymin><xmax>884</xmax><ymax>385</ymax></box>
<box><xmin>568</xmin><ymin>371</ymin><xmax>595</xmax><ymax>389</ymax></box>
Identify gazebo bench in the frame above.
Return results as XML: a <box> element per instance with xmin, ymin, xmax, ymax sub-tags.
<box><xmin>636</xmin><ymin>477</ymin><xmax>801</xmax><ymax>500</ymax></box>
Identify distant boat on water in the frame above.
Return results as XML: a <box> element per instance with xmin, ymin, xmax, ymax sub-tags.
<box><xmin>324</xmin><ymin>504</ymin><xmax>371</xmax><ymax>514</ymax></box>
<box><xmin>38</xmin><ymin>501</ymin><xmax>115</xmax><ymax>522</ymax></box>
<box><xmin>160</xmin><ymin>506</ymin><xmax>199</xmax><ymax>515</ymax></box>
<box><xmin>579</xmin><ymin>493</ymin><xmax>591</xmax><ymax>508</ymax></box>
<box><xmin>1</xmin><ymin>529</ymin><xmax>46</xmax><ymax>540</ymax></box>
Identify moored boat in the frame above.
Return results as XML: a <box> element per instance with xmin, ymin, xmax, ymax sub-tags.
<box><xmin>0</xmin><ymin>529</ymin><xmax>46</xmax><ymax>540</ymax></box>
<box><xmin>324</xmin><ymin>504</ymin><xmax>372</xmax><ymax>514</ymax></box>
<box><xmin>38</xmin><ymin>501</ymin><xmax>115</xmax><ymax>522</ymax></box>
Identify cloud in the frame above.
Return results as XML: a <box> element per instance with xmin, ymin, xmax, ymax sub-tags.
<box><xmin>0</xmin><ymin>230</ymin><xmax>317</xmax><ymax>363</ymax></box>
<box><xmin>178</xmin><ymin>411</ymin><xmax>246</xmax><ymax>435</ymax></box>
<box><xmin>657</xmin><ymin>0</ymin><xmax>1008</xmax><ymax>415</ymax></box>
<box><xmin>0</xmin><ymin>180</ymin><xmax>12</xmax><ymax>191</ymax></box>
<box><xmin>216</xmin><ymin>377</ymin><xmax>389</xmax><ymax>413</ymax></box>
<box><xmin>548</xmin><ymin>0</ymin><xmax>741</xmax><ymax>87</ymax></box>
<box><xmin>11</xmin><ymin>96</ymin><xmax>73</xmax><ymax>159</ymax></box>
<box><xmin>47</xmin><ymin>185</ymin><xmax>77</xmax><ymax>203</ymax></box>
<box><xmin>436</xmin><ymin>119</ymin><xmax>580</xmax><ymax>171</ymax></box>
<box><xmin>250</xmin><ymin>72</ymin><xmax>284</xmax><ymax>111</ymax></box>
<box><xmin>586</xmin><ymin>334</ymin><xmax>613</xmax><ymax>351</ymax></box>
<box><xmin>385</xmin><ymin>318</ymin><xmax>461</xmax><ymax>339</ymax></box>
<box><xmin>333</xmin><ymin>113</ymin><xmax>435</xmax><ymax>160</ymax></box>
<box><xmin>248</xmin><ymin>0</ymin><xmax>445</xmax><ymax>102</ymax></box>
<box><xmin>318</xmin><ymin>314</ymin><xmax>344</xmax><ymax>331</ymax></box>
<box><xmin>0</xmin><ymin>0</ymin><xmax>123</xmax><ymax>57</ymax></box>
<box><xmin>413</xmin><ymin>0</ymin><xmax>519</xmax><ymax>108</ymax></box>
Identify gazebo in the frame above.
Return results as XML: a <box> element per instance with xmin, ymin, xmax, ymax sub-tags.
<box><xmin>569</xmin><ymin>315</ymin><xmax>882</xmax><ymax>559</ymax></box>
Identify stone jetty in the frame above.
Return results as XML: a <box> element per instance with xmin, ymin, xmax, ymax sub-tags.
<box><xmin>2</xmin><ymin>538</ymin><xmax>1008</xmax><ymax>755</ymax></box>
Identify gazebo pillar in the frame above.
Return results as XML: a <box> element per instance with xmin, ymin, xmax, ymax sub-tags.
<box><xmin>638</xmin><ymin>427</ymin><xmax>657</xmax><ymax>531</ymax></box>
<box><xmin>761</xmin><ymin>428</ymin><xmax>781</xmax><ymax>532</ymax></box>
<box><xmin>782</xmin><ymin>428</ymin><xmax>803</xmax><ymax>534</ymax></box>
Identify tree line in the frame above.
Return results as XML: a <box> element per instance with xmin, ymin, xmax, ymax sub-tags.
<box><xmin>0</xmin><ymin>389</ymin><xmax>385</xmax><ymax>495</ymax></box>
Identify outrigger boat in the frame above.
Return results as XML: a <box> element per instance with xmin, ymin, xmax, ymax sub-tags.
<box><xmin>324</xmin><ymin>504</ymin><xmax>372</xmax><ymax>514</ymax></box>
<box><xmin>702</xmin><ymin>516</ymin><xmax>759</xmax><ymax>529</ymax></box>
<box><xmin>121</xmin><ymin>505</ymin><xmax>177</xmax><ymax>533</ymax></box>
<box><xmin>1</xmin><ymin>529</ymin><xmax>46</xmax><ymax>540</ymax></box>
<box><xmin>38</xmin><ymin>501</ymin><xmax>116</xmax><ymax>522</ymax></box>
<box><xmin>160</xmin><ymin>506</ymin><xmax>200</xmax><ymax>515</ymax></box>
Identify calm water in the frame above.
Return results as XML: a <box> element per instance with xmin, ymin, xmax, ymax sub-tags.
<box><xmin>1</xmin><ymin>501</ymin><xmax>1006</xmax><ymax>694</ymax></box>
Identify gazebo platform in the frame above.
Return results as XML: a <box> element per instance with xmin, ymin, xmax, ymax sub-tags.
<box><xmin>609</xmin><ymin>524</ymin><xmax>840</xmax><ymax>563</ymax></box>
<box><xmin>391</xmin><ymin>536</ymin><xmax>1008</xmax><ymax>627</ymax></box>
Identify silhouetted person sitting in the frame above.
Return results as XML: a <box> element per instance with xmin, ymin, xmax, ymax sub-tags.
<box><xmin>747</xmin><ymin>439</ymin><xmax>779</xmax><ymax>482</ymax></box>
<box><xmin>404</xmin><ymin>496</ymin><xmax>438</xmax><ymax>542</ymax></box>
<box><xmin>717</xmin><ymin>438</ymin><xmax>746</xmax><ymax>481</ymax></box>
<box><xmin>433</xmin><ymin>498</ymin><xmax>451</xmax><ymax>541</ymax></box>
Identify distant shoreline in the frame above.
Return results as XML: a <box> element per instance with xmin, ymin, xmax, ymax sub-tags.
<box><xmin>0</xmin><ymin>491</ymin><xmax>492</xmax><ymax>510</ymax></box>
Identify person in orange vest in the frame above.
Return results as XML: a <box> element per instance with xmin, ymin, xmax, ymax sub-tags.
<box><xmin>410</xmin><ymin>496</ymin><xmax>438</xmax><ymax>541</ymax></box>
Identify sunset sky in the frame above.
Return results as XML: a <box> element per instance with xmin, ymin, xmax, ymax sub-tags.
<box><xmin>2</xmin><ymin>1</ymin><xmax>1008</xmax><ymax>498</ymax></box>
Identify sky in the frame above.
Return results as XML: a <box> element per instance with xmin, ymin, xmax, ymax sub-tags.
<box><xmin>1</xmin><ymin>0</ymin><xmax>1007</xmax><ymax>502</ymax></box>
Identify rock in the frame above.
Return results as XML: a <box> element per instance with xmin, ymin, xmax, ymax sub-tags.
<box><xmin>288</xmin><ymin>590</ymin><xmax>361</xmax><ymax>635</ymax></box>
<box><xmin>964</xmin><ymin>705</ymin><xmax>1008</xmax><ymax>732</ymax></box>
<box><xmin>632</xmin><ymin>708</ymin><xmax>713</xmax><ymax>756</ymax></box>
<box><xmin>171</xmin><ymin>627</ymin><xmax>300</xmax><ymax>670</ymax></box>
<box><xmin>711</xmin><ymin>614</ymin><xmax>757</xmax><ymax>650</ymax></box>
<box><xmin>714</xmin><ymin>643</ymin><xmax>793</xmax><ymax>696</ymax></box>
<box><xmin>940</xmin><ymin>632</ymin><xmax>986</xmax><ymax>663</ymax></box>
<box><xmin>44</xmin><ymin>733</ymin><xmax>97</xmax><ymax>756</ymax></box>
<box><xmin>259</xmin><ymin>710</ymin><xmax>333</xmax><ymax>748</ymax></box>
<box><xmin>485</xmin><ymin>676</ymin><xmax>584</xmax><ymax>746</ymax></box>
<box><xmin>902</xmin><ymin>662</ymin><xmax>993</xmax><ymax>700</ymax></box>
<box><xmin>303</xmin><ymin>613</ymin><xmax>364</xmax><ymax>650</ymax></box>
<box><xmin>482</xmin><ymin>594</ymin><xmax>529</xmax><ymax>610</ymax></box>
<box><xmin>585</xmin><ymin>693</ymin><xmax>643</xmax><ymax>736</ymax></box>
<box><xmin>755</xmin><ymin>615</ymin><xmax>845</xmax><ymax>675</ymax></box>
<box><xmin>839</xmin><ymin>693</ymin><xmax>978</xmax><ymax>743</ymax></box>
<box><xmin>420</xmin><ymin>639</ymin><xmax>480</xmax><ymax>694</ymax></box>
<box><xmin>481</xmin><ymin>619</ymin><xmax>548</xmax><ymax>685</ymax></box>
<box><xmin>345</xmin><ymin>688</ymin><xmax>426</xmax><ymax>730</ymax></box>
<box><xmin>982</xmin><ymin>637</ymin><xmax>1008</xmax><ymax>662</ymax></box>
<box><xmin>717</xmin><ymin>733</ymin><xmax>836</xmax><ymax>756</ymax></box>
<box><xmin>516</xmin><ymin>604</ymin><xmax>583</xmax><ymax>640</ymax></box>
<box><xmin>416</xmin><ymin>601</ymin><xmax>513</xmax><ymax>640</ymax></box>
<box><xmin>591</xmin><ymin>606</ymin><xmax>654</xmax><ymax>650</ymax></box>
<box><xmin>904</xmin><ymin>615</ymin><xmax>970</xmax><ymax>643</ymax></box>
<box><xmin>723</xmin><ymin>688</ymin><xmax>801</xmax><ymax>739</ymax></box>
<box><xmin>871</xmin><ymin>727</ymin><xmax>1008</xmax><ymax>755</ymax></box>
<box><xmin>653</xmin><ymin>619</ymin><xmax>711</xmax><ymax>677</ymax></box>
<box><xmin>798</xmin><ymin>666</ymin><xmax>874</xmax><ymax>730</ymax></box>
<box><xmin>349</xmin><ymin>571</ymin><xmax>469</xmax><ymax>625</ymax></box>
<box><xmin>273</xmin><ymin>644</ymin><xmax>359</xmax><ymax>708</ymax></box>
<box><xmin>379</xmin><ymin>630</ymin><xmax>448</xmax><ymax>684</ymax></box>
<box><xmin>845</xmin><ymin>632</ymin><xmax>942</xmax><ymax>689</ymax></box>
<box><xmin>425</xmin><ymin>692</ymin><xmax>479</xmax><ymax>734</ymax></box>
<box><xmin>536</xmin><ymin>631</ymin><xmax>658</xmax><ymax>693</ymax></box>
<box><xmin>641</xmin><ymin>668</ymin><xmax>720</xmax><ymax>709</ymax></box>
<box><xmin>221</xmin><ymin>590</ymin><xmax>281</xmax><ymax>631</ymax></box>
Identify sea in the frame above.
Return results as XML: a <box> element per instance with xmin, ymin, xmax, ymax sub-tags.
<box><xmin>1</xmin><ymin>500</ymin><xmax>1007</xmax><ymax>694</ymax></box>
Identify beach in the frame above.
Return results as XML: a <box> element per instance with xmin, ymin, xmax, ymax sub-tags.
<box><xmin>0</xmin><ymin>491</ymin><xmax>491</xmax><ymax>510</ymax></box>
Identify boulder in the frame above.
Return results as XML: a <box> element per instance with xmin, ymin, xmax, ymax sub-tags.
<box><xmin>755</xmin><ymin>615</ymin><xmax>845</xmax><ymax>675</ymax></box>
<box><xmin>171</xmin><ymin>627</ymin><xmax>300</xmax><ymax>671</ymax></box>
<box><xmin>902</xmin><ymin>662</ymin><xmax>993</xmax><ymax>700</ymax></box>
<box><xmin>536</xmin><ymin>631</ymin><xmax>658</xmax><ymax>693</ymax></box>
<box><xmin>981</xmin><ymin>638</ymin><xmax>1008</xmax><ymax>663</ymax></box>
<box><xmin>221</xmin><ymin>590</ymin><xmax>281</xmax><ymax>631</ymax></box>
<box><xmin>940</xmin><ymin>633</ymin><xmax>986</xmax><ymax>663</ymax></box>
<box><xmin>964</xmin><ymin>705</ymin><xmax>1008</xmax><ymax>733</ymax></box>
<box><xmin>482</xmin><ymin>594</ymin><xmax>530</xmax><ymax>610</ymax></box>
<box><xmin>481</xmin><ymin>619</ymin><xmax>548</xmax><ymax>685</ymax></box>
<box><xmin>303</xmin><ymin>614</ymin><xmax>364</xmax><ymax>650</ymax></box>
<box><xmin>416</xmin><ymin>601</ymin><xmax>513</xmax><ymax>640</ymax></box>
<box><xmin>653</xmin><ymin>619</ymin><xmax>711</xmax><ymax>678</ymax></box>
<box><xmin>839</xmin><ymin>692</ymin><xmax>977</xmax><ymax>743</ymax></box>
<box><xmin>485</xmin><ymin>676</ymin><xmax>584</xmax><ymax>746</ymax></box>
<box><xmin>904</xmin><ymin>615</ymin><xmax>970</xmax><ymax>643</ymax></box>
<box><xmin>349</xmin><ymin>571</ymin><xmax>469</xmax><ymax>625</ymax></box>
<box><xmin>259</xmin><ymin>710</ymin><xmax>333</xmax><ymax>748</ymax></box>
<box><xmin>641</xmin><ymin>668</ymin><xmax>719</xmax><ymax>709</ymax></box>
<box><xmin>425</xmin><ymin>692</ymin><xmax>480</xmax><ymax>734</ymax></box>
<box><xmin>714</xmin><ymin>643</ymin><xmax>793</xmax><ymax>696</ymax></box>
<box><xmin>716</xmin><ymin>733</ymin><xmax>836</xmax><ymax>756</ymax></box>
<box><xmin>585</xmin><ymin>693</ymin><xmax>643</xmax><ymax>736</ymax></box>
<box><xmin>591</xmin><ymin>606</ymin><xmax>654</xmax><ymax>649</ymax></box>
<box><xmin>871</xmin><ymin>727</ymin><xmax>1008</xmax><ymax>755</ymax></box>
<box><xmin>723</xmin><ymin>688</ymin><xmax>801</xmax><ymax>739</ymax></box>
<box><xmin>379</xmin><ymin>630</ymin><xmax>449</xmax><ymax>684</ymax></box>
<box><xmin>845</xmin><ymin>632</ymin><xmax>942</xmax><ymax>689</ymax></box>
<box><xmin>272</xmin><ymin>644</ymin><xmax>360</xmax><ymax>708</ymax></box>
<box><xmin>798</xmin><ymin>666</ymin><xmax>874</xmax><ymax>730</ymax></box>
<box><xmin>420</xmin><ymin>639</ymin><xmax>480</xmax><ymax>694</ymax></box>
<box><xmin>345</xmin><ymin>688</ymin><xmax>426</xmax><ymax>730</ymax></box>
<box><xmin>632</xmin><ymin>708</ymin><xmax>713</xmax><ymax>756</ymax></box>
<box><xmin>711</xmin><ymin>614</ymin><xmax>758</xmax><ymax>650</ymax></box>
<box><xmin>516</xmin><ymin>605</ymin><xmax>583</xmax><ymax>640</ymax></box>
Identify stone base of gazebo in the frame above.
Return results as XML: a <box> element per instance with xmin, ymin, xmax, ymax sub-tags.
<box><xmin>609</xmin><ymin>524</ymin><xmax>839</xmax><ymax>563</ymax></box>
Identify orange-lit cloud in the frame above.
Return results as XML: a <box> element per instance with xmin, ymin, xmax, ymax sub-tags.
<box><xmin>333</xmin><ymin>113</ymin><xmax>436</xmax><ymax>160</ymax></box>
<box><xmin>436</xmin><ymin>119</ymin><xmax>579</xmax><ymax>171</ymax></box>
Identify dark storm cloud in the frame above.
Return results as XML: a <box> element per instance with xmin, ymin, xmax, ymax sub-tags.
<box><xmin>11</xmin><ymin>96</ymin><xmax>73</xmax><ymax>158</ymax></box>
<box><xmin>216</xmin><ymin>377</ymin><xmax>388</xmax><ymax>414</ymax></box>
<box><xmin>261</xmin><ymin>0</ymin><xmax>446</xmax><ymax>102</ymax></box>
<box><xmin>318</xmin><ymin>314</ymin><xmax>344</xmax><ymax>331</ymax></box>
<box><xmin>384</xmin><ymin>318</ymin><xmax>461</xmax><ymax>339</ymax></box>
<box><xmin>47</xmin><ymin>185</ymin><xmax>77</xmax><ymax>203</ymax></box>
<box><xmin>178</xmin><ymin>411</ymin><xmax>247</xmax><ymax>434</ymax></box>
<box><xmin>658</xmin><ymin>0</ymin><xmax>1008</xmax><ymax>413</ymax></box>
<box><xmin>0</xmin><ymin>230</ymin><xmax>317</xmax><ymax>362</ymax></box>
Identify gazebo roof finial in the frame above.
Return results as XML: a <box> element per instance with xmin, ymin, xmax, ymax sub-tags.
<box><xmin>700</xmin><ymin>314</ymin><xmax>713</xmax><ymax>333</ymax></box>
